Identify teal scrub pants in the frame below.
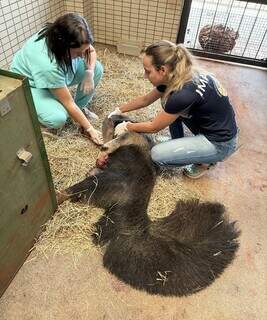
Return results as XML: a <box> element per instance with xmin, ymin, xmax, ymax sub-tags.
<box><xmin>31</xmin><ymin>60</ymin><xmax>104</xmax><ymax>129</ymax></box>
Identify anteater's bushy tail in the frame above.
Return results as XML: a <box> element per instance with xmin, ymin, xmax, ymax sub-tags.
<box><xmin>102</xmin><ymin>200</ymin><xmax>240</xmax><ymax>296</ymax></box>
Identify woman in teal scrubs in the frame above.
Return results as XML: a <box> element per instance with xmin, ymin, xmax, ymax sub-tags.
<box><xmin>11</xmin><ymin>13</ymin><xmax>103</xmax><ymax>145</ymax></box>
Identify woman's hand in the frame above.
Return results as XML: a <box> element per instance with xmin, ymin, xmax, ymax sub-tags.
<box><xmin>114</xmin><ymin>121</ymin><xmax>130</xmax><ymax>136</ymax></box>
<box><xmin>108</xmin><ymin>107</ymin><xmax>122</xmax><ymax>118</ymax></box>
<box><xmin>85</xmin><ymin>126</ymin><xmax>103</xmax><ymax>145</ymax></box>
<box><xmin>81</xmin><ymin>70</ymin><xmax>94</xmax><ymax>94</ymax></box>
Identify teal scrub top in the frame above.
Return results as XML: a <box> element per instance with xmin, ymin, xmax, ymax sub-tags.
<box><xmin>10</xmin><ymin>32</ymin><xmax>80</xmax><ymax>89</ymax></box>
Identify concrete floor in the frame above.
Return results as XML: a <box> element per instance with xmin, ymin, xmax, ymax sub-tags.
<box><xmin>0</xmin><ymin>60</ymin><xmax>266</xmax><ymax>320</ymax></box>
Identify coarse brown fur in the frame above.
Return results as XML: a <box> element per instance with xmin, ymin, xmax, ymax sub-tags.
<box><xmin>57</xmin><ymin>116</ymin><xmax>240</xmax><ymax>296</ymax></box>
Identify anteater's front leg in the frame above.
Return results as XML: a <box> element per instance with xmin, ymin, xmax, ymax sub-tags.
<box><xmin>57</xmin><ymin>171</ymin><xmax>129</xmax><ymax>209</ymax></box>
<box><xmin>91</xmin><ymin>211</ymin><xmax>118</xmax><ymax>246</ymax></box>
<box><xmin>56</xmin><ymin>167</ymin><xmax>102</xmax><ymax>205</ymax></box>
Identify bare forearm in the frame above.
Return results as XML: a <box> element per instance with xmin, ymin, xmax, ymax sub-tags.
<box><xmin>64</xmin><ymin>100</ymin><xmax>102</xmax><ymax>145</ymax></box>
<box><xmin>120</xmin><ymin>96</ymin><xmax>150</xmax><ymax>113</ymax></box>
<box><xmin>87</xmin><ymin>46</ymin><xmax>97</xmax><ymax>71</ymax></box>
<box><xmin>65</xmin><ymin>101</ymin><xmax>92</xmax><ymax>130</ymax></box>
<box><xmin>126</xmin><ymin>111</ymin><xmax>180</xmax><ymax>134</ymax></box>
<box><xmin>50</xmin><ymin>87</ymin><xmax>92</xmax><ymax>130</ymax></box>
<box><xmin>127</xmin><ymin>121</ymin><xmax>159</xmax><ymax>133</ymax></box>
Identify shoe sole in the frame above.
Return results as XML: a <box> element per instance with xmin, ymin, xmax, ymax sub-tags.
<box><xmin>183</xmin><ymin>170</ymin><xmax>208</xmax><ymax>179</ymax></box>
<box><xmin>183</xmin><ymin>165</ymin><xmax>216</xmax><ymax>179</ymax></box>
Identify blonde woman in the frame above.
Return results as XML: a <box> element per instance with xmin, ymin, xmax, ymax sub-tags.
<box><xmin>109</xmin><ymin>40</ymin><xmax>238</xmax><ymax>179</ymax></box>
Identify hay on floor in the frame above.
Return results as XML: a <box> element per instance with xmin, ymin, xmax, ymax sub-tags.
<box><xmin>34</xmin><ymin>44</ymin><xmax>201</xmax><ymax>256</ymax></box>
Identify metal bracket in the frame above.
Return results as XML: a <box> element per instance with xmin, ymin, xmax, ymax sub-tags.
<box><xmin>16</xmin><ymin>148</ymin><xmax>33</xmax><ymax>167</ymax></box>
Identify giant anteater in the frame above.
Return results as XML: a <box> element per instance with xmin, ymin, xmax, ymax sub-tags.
<box><xmin>57</xmin><ymin>115</ymin><xmax>240</xmax><ymax>296</ymax></box>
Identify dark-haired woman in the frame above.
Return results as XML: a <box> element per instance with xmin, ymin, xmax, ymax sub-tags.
<box><xmin>10</xmin><ymin>13</ymin><xmax>103</xmax><ymax>145</ymax></box>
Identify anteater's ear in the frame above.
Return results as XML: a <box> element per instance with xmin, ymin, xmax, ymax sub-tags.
<box><xmin>102</xmin><ymin>117</ymin><xmax>115</xmax><ymax>143</ymax></box>
<box><xmin>102</xmin><ymin>115</ymin><xmax>133</xmax><ymax>143</ymax></box>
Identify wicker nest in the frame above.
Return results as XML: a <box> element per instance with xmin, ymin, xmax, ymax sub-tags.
<box><xmin>198</xmin><ymin>24</ymin><xmax>239</xmax><ymax>53</ymax></box>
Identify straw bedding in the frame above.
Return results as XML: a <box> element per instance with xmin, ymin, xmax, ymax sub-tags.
<box><xmin>34</xmin><ymin>44</ymin><xmax>200</xmax><ymax>256</ymax></box>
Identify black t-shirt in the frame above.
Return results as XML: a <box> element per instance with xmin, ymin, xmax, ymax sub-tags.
<box><xmin>157</xmin><ymin>74</ymin><xmax>237</xmax><ymax>142</ymax></box>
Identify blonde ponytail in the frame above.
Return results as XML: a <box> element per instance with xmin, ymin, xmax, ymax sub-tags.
<box><xmin>166</xmin><ymin>44</ymin><xmax>200</xmax><ymax>96</ymax></box>
<box><xmin>143</xmin><ymin>41</ymin><xmax>203</xmax><ymax>98</ymax></box>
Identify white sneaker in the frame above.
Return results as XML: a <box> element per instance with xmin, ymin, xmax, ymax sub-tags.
<box><xmin>183</xmin><ymin>163</ymin><xmax>217</xmax><ymax>179</ymax></box>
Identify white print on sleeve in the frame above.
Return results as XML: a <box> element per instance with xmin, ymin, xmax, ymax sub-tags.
<box><xmin>196</xmin><ymin>75</ymin><xmax>209</xmax><ymax>98</ymax></box>
<box><xmin>195</xmin><ymin>74</ymin><xmax>209</xmax><ymax>98</ymax></box>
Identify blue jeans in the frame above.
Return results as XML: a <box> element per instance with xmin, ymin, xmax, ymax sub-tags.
<box><xmin>151</xmin><ymin>118</ymin><xmax>238</xmax><ymax>166</ymax></box>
